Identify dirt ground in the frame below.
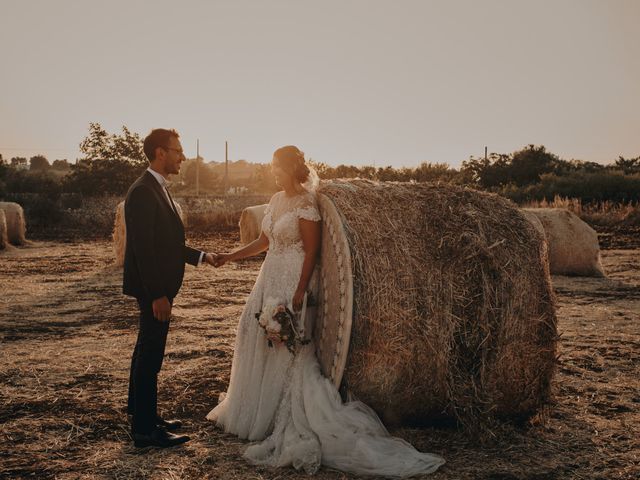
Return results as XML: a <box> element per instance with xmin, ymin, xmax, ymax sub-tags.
<box><xmin>0</xmin><ymin>231</ymin><xmax>638</xmax><ymax>480</ymax></box>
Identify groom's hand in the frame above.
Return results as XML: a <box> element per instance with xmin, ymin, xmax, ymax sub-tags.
<box><xmin>213</xmin><ymin>254</ymin><xmax>228</xmax><ymax>268</ymax></box>
<box><xmin>205</xmin><ymin>253</ymin><xmax>229</xmax><ymax>268</ymax></box>
<box><xmin>152</xmin><ymin>296</ymin><xmax>172</xmax><ymax>322</ymax></box>
<box><xmin>204</xmin><ymin>253</ymin><xmax>223</xmax><ymax>267</ymax></box>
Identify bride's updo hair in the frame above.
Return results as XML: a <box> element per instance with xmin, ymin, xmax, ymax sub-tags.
<box><xmin>273</xmin><ymin>145</ymin><xmax>310</xmax><ymax>184</ymax></box>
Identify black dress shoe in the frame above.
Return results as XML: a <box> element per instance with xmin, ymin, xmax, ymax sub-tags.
<box><xmin>133</xmin><ymin>427</ymin><xmax>190</xmax><ymax>448</ymax></box>
<box><xmin>156</xmin><ymin>416</ymin><xmax>182</xmax><ymax>431</ymax></box>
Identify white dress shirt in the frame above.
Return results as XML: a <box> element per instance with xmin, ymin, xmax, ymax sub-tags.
<box><xmin>146</xmin><ymin>167</ymin><xmax>205</xmax><ymax>266</ymax></box>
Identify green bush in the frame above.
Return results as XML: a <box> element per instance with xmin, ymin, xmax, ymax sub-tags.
<box><xmin>2</xmin><ymin>169</ymin><xmax>62</xmax><ymax>196</ymax></box>
<box><xmin>63</xmin><ymin>159</ymin><xmax>146</xmax><ymax>196</ymax></box>
<box><xmin>3</xmin><ymin>192</ymin><xmax>64</xmax><ymax>233</ymax></box>
<box><xmin>499</xmin><ymin>172</ymin><xmax>640</xmax><ymax>204</ymax></box>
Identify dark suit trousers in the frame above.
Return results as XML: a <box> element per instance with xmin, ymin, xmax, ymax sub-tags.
<box><xmin>127</xmin><ymin>297</ymin><xmax>171</xmax><ymax>434</ymax></box>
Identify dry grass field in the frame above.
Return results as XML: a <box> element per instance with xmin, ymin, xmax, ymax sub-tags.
<box><xmin>0</xmin><ymin>230</ymin><xmax>638</xmax><ymax>479</ymax></box>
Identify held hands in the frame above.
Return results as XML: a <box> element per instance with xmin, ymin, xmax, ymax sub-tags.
<box><xmin>205</xmin><ymin>252</ymin><xmax>230</xmax><ymax>268</ymax></box>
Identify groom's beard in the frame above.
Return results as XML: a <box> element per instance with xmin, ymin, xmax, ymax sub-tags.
<box><xmin>169</xmin><ymin>162</ymin><xmax>181</xmax><ymax>175</ymax></box>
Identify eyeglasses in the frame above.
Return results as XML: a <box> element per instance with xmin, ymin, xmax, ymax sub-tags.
<box><xmin>162</xmin><ymin>146</ymin><xmax>184</xmax><ymax>155</ymax></box>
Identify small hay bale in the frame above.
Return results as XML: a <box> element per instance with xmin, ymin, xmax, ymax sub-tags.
<box><xmin>113</xmin><ymin>201</ymin><xmax>127</xmax><ymax>267</ymax></box>
<box><xmin>239</xmin><ymin>204</ymin><xmax>268</xmax><ymax>244</ymax></box>
<box><xmin>0</xmin><ymin>201</ymin><xmax>27</xmax><ymax>245</ymax></box>
<box><xmin>113</xmin><ymin>199</ymin><xmax>185</xmax><ymax>267</ymax></box>
<box><xmin>315</xmin><ymin>180</ymin><xmax>557</xmax><ymax>433</ymax></box>
<box><xmin>523</xmin><ymin>208</ymin><xmax>605</xmax><ymax>277</ymax></box>
<box><xmin>0</xmin><ymin>209</ymin><xmax>8</xmax><ymax>250</ymax></box>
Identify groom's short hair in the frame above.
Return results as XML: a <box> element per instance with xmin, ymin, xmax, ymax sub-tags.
<box><xmin>143</xmin><ymin>128</ymin><xmax>180</xmax><ymax>161</ymax></box>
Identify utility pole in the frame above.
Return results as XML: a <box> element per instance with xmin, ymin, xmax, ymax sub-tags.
<box><xmin>485</xmin><ymin>146</ymin><xmax>488</xmax><ymax>161</ymax></box>
<box><xmin>196</xmin><ymin>139</ymin><xmax>200</xmax><ymax>196</ymax></box>
<box><xmin>224</xmin><ymin>141</ymin><xmax>229</xmax><ymax>195</ymax></box>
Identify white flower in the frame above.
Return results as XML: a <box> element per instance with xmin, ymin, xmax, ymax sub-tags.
<box><xmin>266</xmin><ymin>318</ymin><xmax>282</xmax><ymax>334</ymax></box>
<box><xmin>259</xmin><ymin>297</ymin><xmax>280</xmax><ymax>327</ymax></box>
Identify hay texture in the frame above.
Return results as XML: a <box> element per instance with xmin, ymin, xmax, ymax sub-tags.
<box><xmin>0</xmin><ymin>201</ymin><xmax>27</xmax><ymax>245</ymax></box>
<box><xmin>317</xmin><ymin>180</ymin><xmax>557</xmax><ymax>432</ymax></box>
<box><xmin>239</xmin><ymin>204</ymin><xmax>268</xmax><ymax>245</ymax></box>
<box><xmin>113</xmin><ymin>201</ymin><xmax>127</xmax><ymax>267</ymax></box>
<box><xmin>112</xmin><ymin>200</ymin><xmax>185</xmax><ymax>267</ymax></box>
<box><xmin>522</xmin><ymin>208</ymin><xmax>605</xmax><ymax>277</ymax></box>
<box><xmin>0</xmin><ymin>209</ymin><xmax>8</xmax><ymax>250</ymax></box>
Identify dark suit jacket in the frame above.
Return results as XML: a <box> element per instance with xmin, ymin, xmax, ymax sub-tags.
<box><xmin>123</xmin><ymin>171</ymin><xmax>202</xmax><ymax>301</ymax></box>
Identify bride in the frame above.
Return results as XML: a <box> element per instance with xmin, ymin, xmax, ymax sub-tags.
<box><xmin>206</xmin><ymin>145</ymin><xmax>445</xmax><ymax>477</ymax></box>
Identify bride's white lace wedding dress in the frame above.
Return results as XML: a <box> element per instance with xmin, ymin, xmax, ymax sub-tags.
<box><xmin>207</xmin><ymin>190</ymin><xmax>445</xmax><ymax>477</ymax></box>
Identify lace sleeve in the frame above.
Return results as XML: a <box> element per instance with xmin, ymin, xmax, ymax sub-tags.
<box><xmin>295</xmin><ymin>194</ymin><xmax>321</xmax><ymax>222</ymax></box>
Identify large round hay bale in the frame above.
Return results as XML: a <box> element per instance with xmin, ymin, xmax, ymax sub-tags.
<box><xmin>522</xmin><ymin>208</ymin><xmax>605</xmax><ymax>277</ymax></box>
<box><xmin>314</xmin><ymin>180</ymin><xmax>557</xmax><ymax>431</ymax></box>
<box><xmin>521</xmin><ymin>209</ymin><xmax>545</xmax><ymax>238</ymax></box>
<box><xmin>0</xmin><ymin>209</ymin><xmax>8</xmax><ymax>250</ymax></box>
<box><xmin>239</xmin><ymin>204</ymin><xmax>268</xmax><ymax>245</ymax></box>
<box><xmin>0</xmin><ymin>201</ymin><xmax>27</xmax><ymax>245</ymax></box>
<box><xmin>113</xmin><ymin>199</ymin><xmax>185</xmax><ymax>267</ymax></box>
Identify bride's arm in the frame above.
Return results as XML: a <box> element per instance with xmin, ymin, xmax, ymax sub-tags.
<box><xmin>292</xmin><ymin>218</ymin><xmax>321</xmax><ymax>311</ymax></box>
<box><xmin>213</xmin><ymin>232</ymin><xmax>269</xmax><ymax>266</ymax></box>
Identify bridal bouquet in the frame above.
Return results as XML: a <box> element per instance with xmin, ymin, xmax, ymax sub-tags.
<box><xmin>255</xmin><ymin>297</ymin><xmax>312</xmax><ymax>354</ymax></box>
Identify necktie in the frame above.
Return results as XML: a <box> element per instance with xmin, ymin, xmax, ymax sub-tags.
<box><xmin>165</xmin><ymin>187</ymin><xmax>180</xmax><ymax>218</ymax></box>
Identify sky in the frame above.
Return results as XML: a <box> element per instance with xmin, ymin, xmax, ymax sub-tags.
<box><xmin>1</xmin><ymin>0</ymin><xmax>639</xmax><ymax>168</ymax></box>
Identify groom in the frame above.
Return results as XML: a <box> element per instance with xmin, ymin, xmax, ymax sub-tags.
<box><xmin>123</xmin><ymin>128</ymin><xmax>213</xmax><ymax>448</ymax></box>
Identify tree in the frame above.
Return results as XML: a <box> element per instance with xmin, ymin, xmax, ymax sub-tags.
<box><xmin>52</xmin><ymin>159</ymin><xmax>71</xmax><ymax>171</ymax></box>
<box><xmin>78</xmin><ymin>122</ymin><xmax>111</xmax><ymax>162</ymax></box>
<box><xmin>0</xmin><ymin>155</ymin><xmax>7</xmax><ymax>195</ymax></box>
<box><xmin>29</xmin><ymin>155</ymin><xmax>50</xmax><ymax>171</ymax></box>
<box><xmin>182</xmin><ymin>158</ymin><xmax>220</xmax><ymax>192</ymax></box>
<box><xmin>461</xmin><ymin>153</ymin><xmax>512</xmax><ymax>188</ymax></box>
<box><xmin>64</xmin><ymin>123</ymin><xmax>148</xmax><ymax>196</ymax></box>
<box><xmin>64</xmin><ymin>158</ymin><xmax>145</xmax><ymax>195</ymax></box>
<box><xmin>249</xmin><ymin>164</ymin><xmax>278</xmax><ymax>193</ymax></box>
<box><xmin>377</xmin><ymin>166</ymin><xmax>401</xmax><ymax>181</ymax></box>
<box><xmin>413</xmin><ymin>162</ymin><xmax>459</xmax><ymax>183</ymax></box>
<box><xmin>10</xmin><ymin>157</ymin><xmax>28</xmax><ymax>169</ymax></box>
<box><xmin>552</xmin><ymin>159</ymin><xmax>606</xmax><ymax>175</ymax></box>
<box><xmin>460</xmin><ymin>145</ymin><xmax>560</xmax><ymax>188</ymax></box>
<box><xmin>333</xmin><ymin>164</ymin><xmax>365</xmax><ymax>179</ymax></box>
<box><xmin>614</xmin><ymin>155</ymin><xmax>640</xmax><ymax>175</ymax></box>
<box><xmin>78</xmin><ymin>122</ymin><xmax>146</xmax><ymax>165</ymax></box>
<box><xmin>111</xmin><ymin>126</ymin><xmax>146</xmax><ymax>164</ymax></box>
<box><xmin>509</xmin><ymin>145</ymin><xmax>557</xmax><ymax>186</ymax></box>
